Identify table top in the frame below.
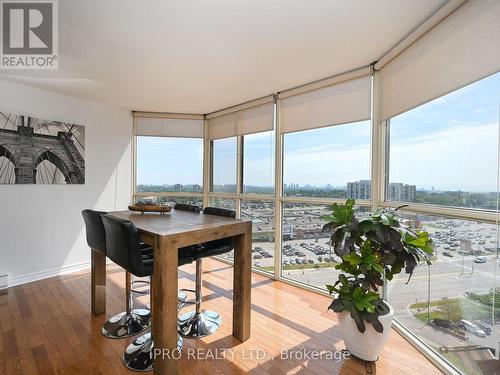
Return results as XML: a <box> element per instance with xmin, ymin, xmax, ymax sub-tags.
<box><xmin>107</xmin><ymin>209</ymin><xmax>250</xmax><ymax>238</ymax></box>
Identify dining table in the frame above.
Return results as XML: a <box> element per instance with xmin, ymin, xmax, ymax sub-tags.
<box><xmin>90</xmin><ymin>208</ymin><xmax>252</xmax><ymax>375</ymax></box>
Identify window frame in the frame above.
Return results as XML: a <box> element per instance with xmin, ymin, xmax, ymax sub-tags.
<box><xmin>132</xmin><ymin>72</ymin><xmax>498</xmax><ymax>375</ymax></box>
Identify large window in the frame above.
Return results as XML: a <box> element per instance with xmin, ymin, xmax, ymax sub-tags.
<box><xmin>387</xmin><ymin>72</ymin><xmax>500</xmax><ymax>210</ymax></box>
<box><xmin>283</xmin><ymin>121</ymin><xmax>371</xmax><ymax>199</ymax></box>
<box><xmin>134</xmin><ymin>70</ymin><xmax>500</xmax><ymax>375</ymax></box>
<box><xmin>386</xmin><ymin>212</ymin><xmax>500</xmax><ymax>375</ymax></box>
<box><xmin>243</xmin><ymin>131</ymin><xmax>274</xmax><ymax>195</ymax></box>
<box><xmin>385</xmin><ymin>72</ymin><xmax>500</xmax><ymax>375</ymax></box>
<box><xmin>136</xmin><ymin>136</ymin><xmax>203</xmax><ymax>193</ymax></box>
<box><xmin>211</xmin><ymin>137</ymin><xmax>237</xmax><ymax>194</ymax></box>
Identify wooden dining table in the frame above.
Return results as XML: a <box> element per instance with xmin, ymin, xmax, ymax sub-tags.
<box><xmin>90</xmin><ymin>208</ymin><xmax>252</xmax><ymax>375</ymax></box>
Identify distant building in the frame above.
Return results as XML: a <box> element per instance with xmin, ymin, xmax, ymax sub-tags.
<box><xmin>347</xmin><ymin>180</ymin><xmax>371</xmax><ymax>199</ymax></box>
<box><xmin>282</xmin><ymin>224</ymin><xmax>294</xmax><ymax>240</ymax></box>
<box><xmin>174</xmin><ymin>183</ymin><xmax>182</xmax><ymax>191</ymax></box>
<box><xmin>192</xmin><ymin>184</ymin><xmax>202</xmax><ymax>192</ymax></box>
<box><xmin>388</xmin><ymin>183</ymin><xmax>416</xmax><ymax>202</ymax></box>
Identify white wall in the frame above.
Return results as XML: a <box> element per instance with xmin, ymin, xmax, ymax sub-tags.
<box><xmin>0</xmin><ymin>78</ymin><xmax>132</xmax><ymax>286</ymax></box>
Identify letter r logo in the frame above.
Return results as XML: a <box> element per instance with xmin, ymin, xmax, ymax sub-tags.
<box><xmin>2</xmin><ymin>2</ymin><xmax>53</xmax><ymax>54</ymax></box>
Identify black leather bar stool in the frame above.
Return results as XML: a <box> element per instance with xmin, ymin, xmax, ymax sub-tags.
<box><xmin>178</xmin><ymin>207</ymin><xmax>236</xmax><ymax>338</ymax></box>
<box><xmin>102</xmin><ymin>214</ymin><xmax>193</xmax><ymax>372</ymax></box>
<box><xmin>82</xmin><ymin>209</ymin><xmax>153</xmax><ymax>339</ymax></box>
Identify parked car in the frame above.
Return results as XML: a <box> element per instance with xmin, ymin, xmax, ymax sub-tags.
<box><xmin>473</xmin><ymin>321</ymin><xmax>492</xmax><ymax>335</ymax></box>
<box><xmin>253</xmin><ymin>254</ymin><xmax>263</xmax><ymax>259</ymax></box>
<box><xmin>442</xmin><ymin>252</ymin><xmax>453</xmax><ymax>257</ymax></box>
<box><xmin>474</xmin><ymin>256</ymin><xmax>487</xmax><ymax>263</ymax></box>
<box><xmin>307</xmin><ymin>259</ymin><xmax>314</xmax><ymax>264</ymax></box>
<box><xmin>460</xmin><ymin>320</ymin><xmax>486</xmax><ymax>337</ymax></box>
<box><xmin>433</xmin><ymin>318</ymin><xmax>453</xmax><ymax>329</ymax></box>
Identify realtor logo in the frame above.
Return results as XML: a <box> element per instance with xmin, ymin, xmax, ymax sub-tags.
<box><xmin>1</xmin><ymin>0</ymin><xmax>58</xmax><ymax>69</ymax></box>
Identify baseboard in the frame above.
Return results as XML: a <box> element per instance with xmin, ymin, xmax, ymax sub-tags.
<box><xmin>8</xmin><ymin>261</ymin><xmax>92</xmax><ymax>288</ymax></box>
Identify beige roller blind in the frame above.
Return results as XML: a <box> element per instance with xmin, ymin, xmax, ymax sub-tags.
<box><xmin>279</xmin><ymin>75</ymin><xmax>371</xmax><ymax>134</ymax></box>
<box><xmin>378</xmin><ymin>0</ymin><xmax>500</xmax><ymax>121</ymax></box>
<box><xmin>135</xmin><ymin>117</ymin><xmax>204</xmax><ymax>138</ymax></box>
<box><xmin>208</xmin><ymin>102</ymin><xmax>274</xmax><ymax>139</ymax></box>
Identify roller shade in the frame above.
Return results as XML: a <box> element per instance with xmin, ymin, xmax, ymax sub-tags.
<box><xmin>208</xmin><ymin>102</ymin><xmax>273</xmax><ymax>139</ymax></box>
<box><xmin>135</xmin><ymin>117</ymin><xmax>204</xmax><ymax>138</ymax></box>
<box><xmin>378</xmin><ymin>0</ymin><xmax>500</xmax><ymax>121</ymax></box>
<box><xmin>279</xmin><ymin>75</ymin><xmax>371</xmax><ymax>134</ymax></box>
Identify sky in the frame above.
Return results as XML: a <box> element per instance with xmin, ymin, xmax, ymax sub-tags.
<box><xmin>137</xmin><ymin>71</ymin><xmax>500</xmax><ymax>192</ymax></box>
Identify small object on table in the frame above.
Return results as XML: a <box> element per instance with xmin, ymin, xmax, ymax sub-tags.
<box><xmin>128</xmin><ymin>204</ymin><xmax>172</xmax><ymax>215</ymax></box>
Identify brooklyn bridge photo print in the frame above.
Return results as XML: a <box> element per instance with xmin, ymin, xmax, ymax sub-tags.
<box><xmin>0</xmin><ymin>112</ymin><xmax>85</xmax><ymax>184</ymax></box>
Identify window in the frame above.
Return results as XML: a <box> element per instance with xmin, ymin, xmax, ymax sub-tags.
<box><xmin>387</xmin><ymin>72</ymin><xmax>500</xmax><ymax>210</ymax></box>
<box><xmin>283</xmin><ymin>121</ymin><xmax>371</xmax><ymax>199</ymax></box>
<box><xmin>211</xmin><ymin>137</ymin><xmax>237</xmax><ymax>193</ymax></box>
<box><xmin>386</xmin><ymin>212</ymin><xmax>499</xmax><ymax>375</ymax></box>
<box><xmin>241</xmin><ymin>200</ymin><xmax>275</xmax><ymax>274</ymax></box>
<box><xmin>136</xmin><ymin>136</ymin><xmax>203</xmax><ymax>193</ymax></box>
<box><xmin>243</xmin><ymin>131</ymin><xmax>274</xmax><ymax>195</ymax></box>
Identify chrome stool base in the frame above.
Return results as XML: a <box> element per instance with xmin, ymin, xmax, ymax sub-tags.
<box><xmin>123</xmin><ymin>332</ymin><xmax>183</xmax><ymax>372</ymax></box>
<box><xmin>178</xmin><ymin>310</ymin><xmax>222</xmax><ymax>338</ymax></box>
<box><xmin>102</xmin><ymin>309</ymin><xmax>151</xmax><ymax>339</ymax></box>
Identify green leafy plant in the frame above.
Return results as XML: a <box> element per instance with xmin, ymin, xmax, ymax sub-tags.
<box><xmin>322</xmin><ymin>199</ymin><xmax>433</xmax><ymax>333</ymax></box>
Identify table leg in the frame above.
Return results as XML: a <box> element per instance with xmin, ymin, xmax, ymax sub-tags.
<box><xmin>233</xmin><ymin>222</ymin><xmax>252</xmax><ymax>341</ymax></box>
<box><xmin>153</xmin><ymin>237</ymin><xmax>179</xmax><ymax>375</ymax></box>
<box><xmin>91</xmin><ymin>249</ymin><xmax>106</xmax><ymax>315</ymax></box>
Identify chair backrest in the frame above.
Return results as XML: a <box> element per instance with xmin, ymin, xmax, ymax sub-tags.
<box><xmin>81</xmin><ymin>209</ymin><xmax>108</xmax><ymax>254</ymax></box>
<box><xmin>174</xmin><ymin>203</ymin><xmax>201</xmax><ymax>213</ymax></box>
<box><xmin>101</xmin><ymin>214</ymin><xmax>144</xmax><ymax>275</ymax></box>
<box><xmin>203</xmin><ymin>207</ymin><xmax>236</xmax><ymax>218</ymax></box>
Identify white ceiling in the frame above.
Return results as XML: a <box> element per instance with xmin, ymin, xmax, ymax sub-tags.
<box><xmin>0</xmin><ymin>0</ymin><xmax>447</xmax><ymax>114</ymax></box>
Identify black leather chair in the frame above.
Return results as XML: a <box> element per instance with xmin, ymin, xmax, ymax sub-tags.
<box><xmin>82</xmin><ymin>209</ymin><xmax>107</xmax><ymax>253</ymax></box>
<box><xmin>178</xmin><ymin>207</ymin><xmax>235</xmax><ymax>338</ymax></box>
<box><xmin>82</xmin><ymin>209</ymin><xmax>159</xmax><ymax>340</ymax></box>
<box><xmin>102</xmin><ymin>214</ymin><xmax>193</xmax><ymax>372</ymax></box>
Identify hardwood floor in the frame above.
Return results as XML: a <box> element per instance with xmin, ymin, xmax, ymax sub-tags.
<box><xmin>0</xmin><ymin>258</ymin><xmax>443</xmax><ymax>375</ymax></box>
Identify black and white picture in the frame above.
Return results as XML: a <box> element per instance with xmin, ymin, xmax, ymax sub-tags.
<box><xmin>0</xmin><ymin>112</ymin><xmax>85</xmax><ymax>184</ymax></box>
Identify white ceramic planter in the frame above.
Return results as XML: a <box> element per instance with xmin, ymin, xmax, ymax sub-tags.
<box><xmin>337</xmin><ymin>303</ymin><xmax>394</xmax><ymax>362</ymax></box>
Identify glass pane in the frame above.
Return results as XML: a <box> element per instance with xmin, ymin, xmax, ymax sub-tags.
<box><xmin>212</xmin><ymin>137</ymin><xmax>237</xmax><ymax>193</ymax></box>
<box><xmin>241</xmin><ymin>200</ymin><xmax>275</xmax><ymax>274</ymax></box>
<box><xmin>281</xmin><ymin>203</ymin><xmax>370</xmax><ymax>290</ymax></box>
<box><xmin>388</xmin><ymin>72</ymin><xmax>500</xmax><ymax>209</ymax></box>
<box><xmin>243</xmin><ymin>131</ymin><xmax>274</xmax><ymax>195</ymax></box>
<box><xmin>283</xmin><ymin>121</ymin><xmax>371</xmax><ymax>199</ymax></box>
<box><xmin>208</xmin><ymin>197</ymin><xmax>237</xmax><ymax>211</ymax></box>
<box><xmin>136</xmin><ymin>136</ymin><xmax>203</xmax><ymax>193</ymax></box>
<box><xmin>159</xmin><ymin>196</ymin><xmax>203</xmax><ymax>208</ymax></box>
<box><xmin>387</xmin><ymin>212</ymin><xmax>500</xmax><ymax>375</ymax></box>
<box><xmin>135</xmin><ymin>195</ymin><xmax>203</xmax><ymax>208</ymax></box>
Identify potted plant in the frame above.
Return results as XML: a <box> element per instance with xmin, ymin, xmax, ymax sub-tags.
<box><xmin>321</xmin><ymin>199</ymin><xmax>433</xmax><ymax>361</ymax></box>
